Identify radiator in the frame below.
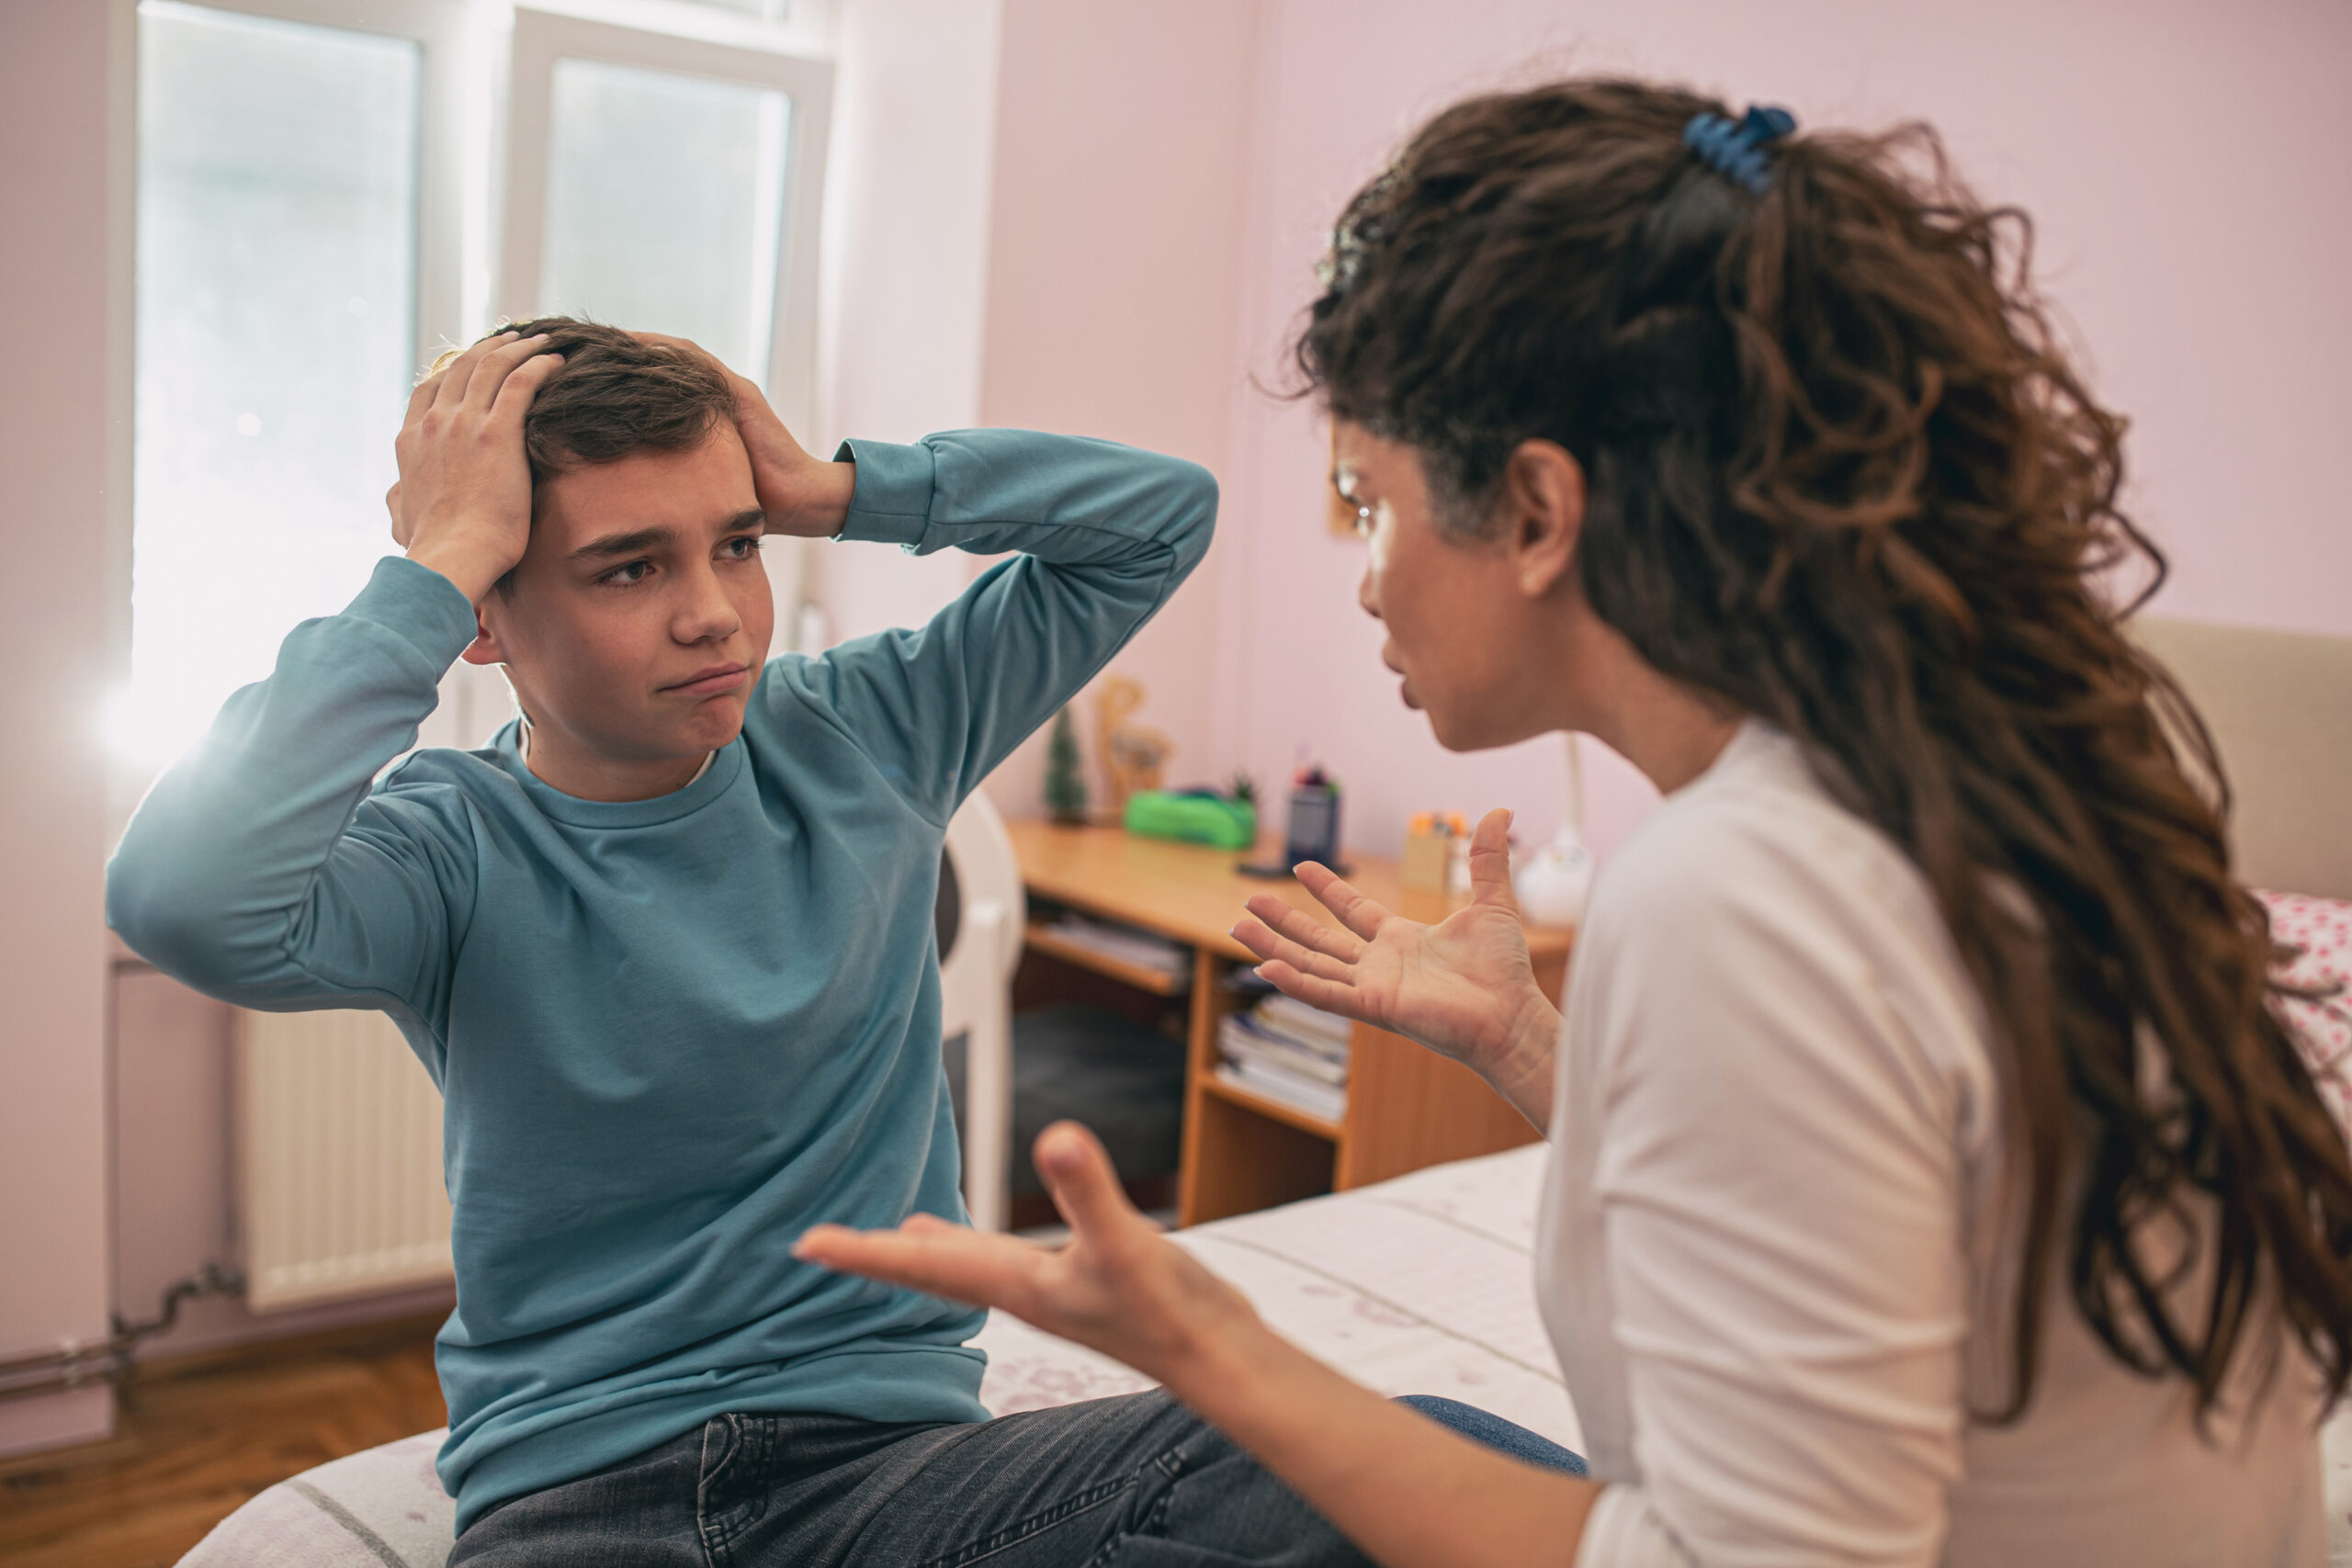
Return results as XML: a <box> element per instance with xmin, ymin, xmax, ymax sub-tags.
<box><xmin>238</xmin><ymin>1007</ymin><xmax>453</xmax><ymax>1312</ymax></box>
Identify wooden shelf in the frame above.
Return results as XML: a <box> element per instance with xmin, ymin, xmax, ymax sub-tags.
<box><xmin>1199</xmin><ymin>1070</ymin><xmax>1341</xmax><ymax>1140</ymax></box>
<box><xmin>1021</xmin><ymin>922</ymin><xmax>1189</xmax><ymax>996</ymax></box>
<box><xmin>1008</xmin><ymin>823</ymin><xmax>1573</xmax><ymax>1228</ymax></box>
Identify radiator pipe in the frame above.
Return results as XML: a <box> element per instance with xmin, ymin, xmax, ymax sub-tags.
<box><xmin>0</xmin><ymin>1261</ymin><xmax>245</xmax><ymax>1404</ymax></box>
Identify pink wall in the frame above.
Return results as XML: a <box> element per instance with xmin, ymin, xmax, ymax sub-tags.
<box><xmin>109</xmin><ymin>966</ymin><xmax>457</xmax><ymax>1360</ymax></box>
<box><xmin>0</xmin><ymin>1</ymin><xmax>120</xmax><ymax>1456</ymax></box>
<box><xmin>975</xmin><ymin>0</ymin><xmax>1261</xmax><ymax>819</ymax></box>
<box><xmin>1209</xmin><ymin>0</ymin><xmax>2352</xmax><ymax>863</ymax></box>
<box><xmin>813</xmin><ymin>0</ymin><xmax>1007</xmax><ymax>652</ymax></box>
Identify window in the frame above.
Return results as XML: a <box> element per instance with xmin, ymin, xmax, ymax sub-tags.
<box><xmin>110</xmin><ymin>0</ymin><xmax>831</xmax><ymax>772</ymax></box>
<box><xmin>503</xmin><ymin>8</ymin><xmax>831</xmax><ymax>430</ymax></box>
<box><xmin>120</xmin><ymin>2</ymin><xmax>429</xmax><ymax>768</ymax></box>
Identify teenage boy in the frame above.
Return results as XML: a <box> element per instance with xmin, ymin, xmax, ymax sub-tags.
<box><xmin>107</xmin><ymin>323</ymin><xmax>1375</xmax><ymax>1565</ymax></box>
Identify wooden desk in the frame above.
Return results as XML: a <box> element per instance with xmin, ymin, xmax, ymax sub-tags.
<box><xmin>1007</xmin><ymin>821</ymin><xmax>1573</xmax><ymax>1226</ymax></box>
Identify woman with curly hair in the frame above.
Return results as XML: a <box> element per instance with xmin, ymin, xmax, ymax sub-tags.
<box><xmin>801</xmin><ymin>79</ymin><xmax>2351</xmax><ymax>1565</ymax></box>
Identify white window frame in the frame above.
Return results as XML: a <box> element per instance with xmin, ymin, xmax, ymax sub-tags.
<box><xmin>111</xmin><ymin>0</ymin><xmax>837</xmax><ymax>799</ymax></box>
<box><xmin>132</xmin><ymin>0</ymin><xmax>474</xmax><ymax>377</ymax></box>
<box><xmin>500</xmin><ymin>6</ymin><xmax>833</xmax><ymax>436</ymax></box>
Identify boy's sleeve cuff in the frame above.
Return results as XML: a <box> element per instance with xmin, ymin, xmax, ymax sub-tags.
<box><xmin>345</xmin><ymin>555</ymin><xmax>482</xmax><ymax>670</ymax></box>
<box><xmin>833</xmin><ymin>437</ymin><xmax>936</xmax><ymax>551</ymax></box>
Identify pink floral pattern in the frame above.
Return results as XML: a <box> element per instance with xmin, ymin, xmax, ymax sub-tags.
<box><xmin>2257</xmin><ymin>890</ymin><xmax>2352</xmax><ymax>1137</ymax></box>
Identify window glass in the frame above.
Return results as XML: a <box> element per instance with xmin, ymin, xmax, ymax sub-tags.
<box><xmin>124</xmin><ymin>2</ymin><xmax>420</xmax><ymax>766</ymax></box>
<box><xmin>675</xmin><ymin>0</ymin><xmax>793</xmax><ymax>21</ymax></box>
<box><xmin>538</xmin><ymin>57</ymin><xmax>789</xmax><ymax>386</ymax></box>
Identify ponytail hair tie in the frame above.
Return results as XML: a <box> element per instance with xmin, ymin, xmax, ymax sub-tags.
<box><xmin>1682</xmin><ymin>104</ymin><xmax>1798</xmax><ymax>194</ymax></box>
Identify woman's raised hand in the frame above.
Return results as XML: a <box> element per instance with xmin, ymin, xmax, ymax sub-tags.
<box><xmin>794</xmin><ymin>1122</ymin><xmax>1259</xmax><ymax>1385</ymax></box>
<box><xmin>1232</xmin><ymin>808</ymin><xmax>1560</xmax><ymax>1126</ymax></box>
<box><xmin>630</xmin><ymin>331</ymin><xmax>854</xmax><ymax>539</ymax></box>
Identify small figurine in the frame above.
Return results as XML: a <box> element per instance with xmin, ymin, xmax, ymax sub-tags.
<box><xmin>1094</xmin><ymin>674</ymin><xmax>1171</xmax><ymax>817</ymax></box>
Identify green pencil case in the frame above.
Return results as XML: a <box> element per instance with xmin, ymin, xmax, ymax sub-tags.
<box><xmin>1123</xmin><ymin>790</ymin><xmax>1257</xmax><ymax>851</ymax></box>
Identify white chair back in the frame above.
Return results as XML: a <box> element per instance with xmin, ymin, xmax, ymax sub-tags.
<box><xmin>937</xmin><ymin>789</ymin><xmax>1026</xmax><ymax>1230</ymax></box>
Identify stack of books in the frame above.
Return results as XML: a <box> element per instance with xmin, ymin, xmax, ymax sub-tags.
<box><xmin>1038</xmin><ymin>911</ymin><xmax>1191</xmax><ymax>983</ymax></box>
<box><xmin>1216</xmin><ymin>993</ymin><xmax>1352</xmax><ymax>1122</ymax></box>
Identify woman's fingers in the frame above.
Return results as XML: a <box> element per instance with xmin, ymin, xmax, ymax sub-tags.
<box><xmin>1230</xmin><ymin>914</ymin><xmax>1358</xmax><ymax>987</ymax></box>
<box><xmin>900</xmin><ymin>1211</ymin><xmax>962</xmax><ymax>1235</ymax></box>
<box><xmin>1293</xmin><ymin>863</ymin><xmax>1393</xmax><ymax>942</ymax></box>
<box><xmin>1033</xmin><ymin>1122</ymin><xmax>1142</xmax><ymax>1242</ymax></box>
<box><xmin>1240</xmin><ymin>895</ymin><xmax>1366</xmax><ymax>964</ymax></box>
<box><xmin>1466</xmin><ymin>808</ymin><xmax>1519</xmax><ymax>912</ymax></box>
<box><xmin>1250</xmin><ymin>959</ymin><xmax>1371</xmax><ymax>1023</ymax></box>
<box><xmin>794</xmin><ymin>1221</ymin><xmax>1045</xmax><ymax>1313</ymax></box>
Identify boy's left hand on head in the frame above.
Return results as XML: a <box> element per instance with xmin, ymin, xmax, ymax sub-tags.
<box><xmin>630</xmin><ymin>331</ymin><xmax>854</xmax><ymax>539</ymax></box>
<box><xmin>794</xmin><ymin>1122</ymin><xmax>1260</xmax><ymax>1388</ymax></box>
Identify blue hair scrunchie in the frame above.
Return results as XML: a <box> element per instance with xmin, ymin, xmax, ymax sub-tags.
<box><xmin>1682</xmin><ymin>105</ymin><xmax>1798</xmax><ymax>195</ymax></box>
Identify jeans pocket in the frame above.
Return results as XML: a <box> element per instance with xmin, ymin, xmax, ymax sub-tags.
<box><xmin>697</xmin><ymin>1415</ymin><xmax>761</xmax><ymax>1550</ymax></box>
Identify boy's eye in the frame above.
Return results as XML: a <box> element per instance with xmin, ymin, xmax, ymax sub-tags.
<box><xmin>604</xmin><ymin>560</ymin><xmax>652</xmax><ymax>585</ymax></box>
<box><xmin>722</xmin><ymin>536</ymin><xmax>760</xmax><ymax>559</ymax></box>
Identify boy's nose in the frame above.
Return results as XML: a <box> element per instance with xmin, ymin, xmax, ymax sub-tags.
<box><xmin>675</xmin><ymin>565</ymin><xmax>741</xmax><ymax>643</ymax></box>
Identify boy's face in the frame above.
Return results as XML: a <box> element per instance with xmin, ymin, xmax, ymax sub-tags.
<box><xmin>465</xmin><ymin>421</ymin><xmax>775</xmax><ymax>769</ymax></box>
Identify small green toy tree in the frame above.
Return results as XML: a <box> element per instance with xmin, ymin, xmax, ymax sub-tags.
<box><xmin>1044</xmin><ymin>706</ymin><xmax>1089</xmax><ymax>824</ymax></box>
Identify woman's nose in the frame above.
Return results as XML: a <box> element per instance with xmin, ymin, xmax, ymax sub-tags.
<box><xmin>1357</xmin><ymin>564</ymin><xmax>1382</xmax><ymax>621</ymax></box>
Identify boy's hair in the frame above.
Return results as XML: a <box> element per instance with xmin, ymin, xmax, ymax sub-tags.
<box><xmin>429</xmin><ymin>317</ymin><xmax>740</xmax><ymax>594</ymax></box>
<box><xmin>432</xmin><ymin>316</ymin><xmax>738</xmax><ymax>486</ymax></box>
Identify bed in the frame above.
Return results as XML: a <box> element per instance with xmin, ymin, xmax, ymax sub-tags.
<box><xmin>178</xmin><ymin>615</ymin><xmax>2352</xmax><ymax>1566</ymax></box>
<box><xmin>177</xmin><ymin>1147</ymin><xmax>1577</xmax><ymax>1568</ymax></box>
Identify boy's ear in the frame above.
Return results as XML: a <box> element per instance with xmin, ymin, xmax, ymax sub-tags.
<box><xmin>459</xmin><ymin>600</ymin><xmax>507</xmax><ymax>667</ymax></box>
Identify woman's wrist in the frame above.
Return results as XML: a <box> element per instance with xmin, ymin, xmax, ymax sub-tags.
<box><xmin>1156</xmin><ymin>1297</ymin><xmax>1289</xmax><ymax>1429</ymax></box>
<box><xmin>1478</xmin><ymin>987</ymin><xmax>1561</xmax><ymax>1131</ymax></box>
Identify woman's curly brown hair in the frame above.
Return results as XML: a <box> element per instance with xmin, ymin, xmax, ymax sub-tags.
<box><xmin>1296</xmin><ymin>78</ymin><xmax>2352</xmax><ymax>1418</ymax></box>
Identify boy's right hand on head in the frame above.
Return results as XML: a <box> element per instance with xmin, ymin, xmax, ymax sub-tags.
<box><xmin>387</xmin><ymin>332</ymin><xmax>563</xmax><ymax>604</ymax></box>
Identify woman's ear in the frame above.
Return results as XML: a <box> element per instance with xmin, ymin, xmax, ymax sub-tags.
<box><xmin>1499</xmin><ymin>440</ymin><xmax>1586</xmax><ymax>598</ymax></box>
<box><xmin>458</xmin><ymin>600</ymin><xmax>507</xmax><ymax>667</ymax></box>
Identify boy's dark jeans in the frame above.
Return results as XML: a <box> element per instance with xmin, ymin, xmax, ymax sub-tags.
<box><xmin>447</xmin><ymin>1389</ymin><xmax>1584</xmax><ymax>1566</ymax></box>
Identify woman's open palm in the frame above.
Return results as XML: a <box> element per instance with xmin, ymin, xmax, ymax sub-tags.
<box><xmin>1232</xmin><ymin>808</ymin><xmax>1548</xmax><ymax>1070</ymax></box>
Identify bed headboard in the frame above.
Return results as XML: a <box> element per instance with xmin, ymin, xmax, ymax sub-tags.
<box><xmin>2132</xmin><ymin>616</ymin><xmax>2352</xmax><ymax>900</ymax></box>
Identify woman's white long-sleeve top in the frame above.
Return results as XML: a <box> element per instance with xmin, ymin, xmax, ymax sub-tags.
<box><xmin>1538</xmin><ymin>720</ymin><xmax>2324</xmax><ymax>1567</ymax></box>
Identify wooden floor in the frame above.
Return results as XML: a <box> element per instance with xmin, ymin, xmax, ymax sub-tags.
<box><xmin>0</xmin><ymin>1314</ymin><xmax>447</xmax><ymax>1568</ymax></box>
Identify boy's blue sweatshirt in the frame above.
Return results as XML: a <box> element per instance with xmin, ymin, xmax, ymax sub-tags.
<box><xmin>106</xmin><ymin>431</ymin><xmax>1215</xmax><ymax>1532</ymax></box>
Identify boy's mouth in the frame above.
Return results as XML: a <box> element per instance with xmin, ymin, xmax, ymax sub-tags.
<box><xmin>664</xmin><ymin>662</ymin><xmax>750</xmax><ymax>697</ymax></box>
